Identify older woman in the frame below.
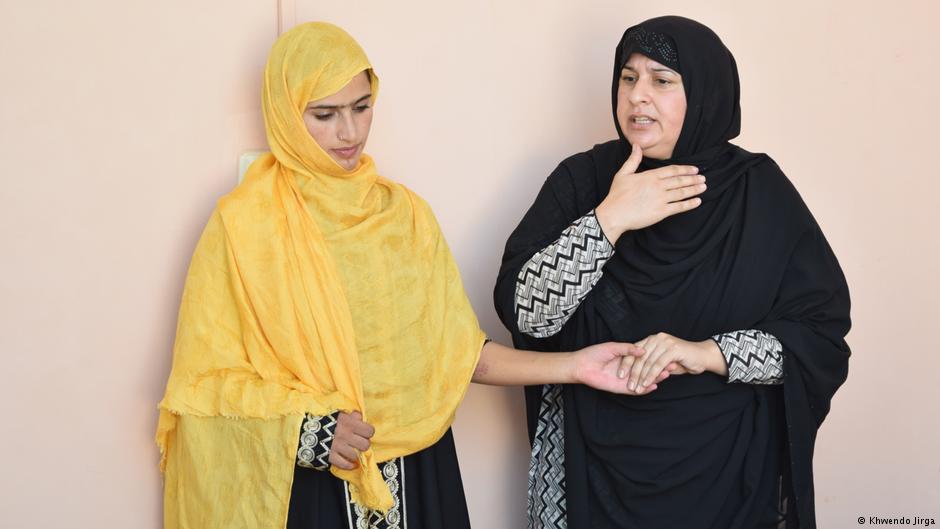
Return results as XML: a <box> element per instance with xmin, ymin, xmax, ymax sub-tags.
<box><xmin>495</xmin><ymin>16</ymin><xmax>850</xmax><ymax>529</ymax></box>
<box><xmin>156</xmin><ymin>22</ymin><xmax>660</xmax><ymax>529</ymax></box>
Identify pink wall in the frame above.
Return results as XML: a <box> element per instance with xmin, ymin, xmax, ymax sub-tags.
<box><xmin>0</xmin><ymin>1</ymin><xmax>936</xmax><ymax>527</ymax></box>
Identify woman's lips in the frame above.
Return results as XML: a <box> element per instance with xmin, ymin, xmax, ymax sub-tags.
<box><xmin>627</xmin><ymin>115</ymin><xmax>656</xmax><ymax>130</ymax></box>
<box><xmin>332</xmin><ymin>145</ymin><xmax>360</xmax><ymax>159</ymax></box>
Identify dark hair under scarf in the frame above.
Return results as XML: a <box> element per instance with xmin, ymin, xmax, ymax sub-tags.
<box><xmin>495</xmin><ymin>15</ymin><xmax>850</xmax><ymax>529</ymax></box>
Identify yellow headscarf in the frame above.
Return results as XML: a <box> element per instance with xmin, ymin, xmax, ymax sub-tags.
<box><xmin>156</xmin><ymin>22</ymin><xmax>485</xmax><ymax>527</ymax></box>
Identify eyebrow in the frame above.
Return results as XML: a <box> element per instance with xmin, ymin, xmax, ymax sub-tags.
<box><xmin>621</xmin><ymin>65</ymin><xmax>679</xmax><ymax>75</ymax></box>
<box><xmin>308</xmin><ymin>93</ymin><xmax>372</xmax><ymax>110</ymax></box>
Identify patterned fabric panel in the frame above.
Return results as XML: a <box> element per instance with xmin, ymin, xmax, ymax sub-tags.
<box><xmin>528</xmin><ymin>384</ymin><xmax>567</xmax><ymax>529</ymax></box>
<box><xmin>713</xmin><ymin>329</ymin><xmax>784</xmax><ymax>385</ymax></box>
<box><xmin>297</xmin><ymin>411</ymin><xmax>339</xmax><ymax>471</ymax></box>
<box><xmin>515</xmin><ymin>211</ymin><xmax>615</xmax><ymax>338</ymax></box>
<box><xmin>345</xmin><ymin>457</ymin><xmax>406</xmax><ymax>529</ymax></box>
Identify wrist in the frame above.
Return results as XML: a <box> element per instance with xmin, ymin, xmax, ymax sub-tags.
<box><xmin>700</xmin><ymin>339</ymin><xmax>727</xmax><ymax>376</ymax></box>
<box><xmin>560</xmin><ymin>352</ymin><xmax>580</xmax><ymax>385</ymax></box>
<box><xmin>595</xmin><ymin>203</ymin><xmax>626</xmax><ymax>243</ymax></box>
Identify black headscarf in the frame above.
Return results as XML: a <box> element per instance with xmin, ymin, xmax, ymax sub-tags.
<box><xmin>495</xmin><ymin>16</ymin><xmax>850</xmax><ymax>529</ymax></box>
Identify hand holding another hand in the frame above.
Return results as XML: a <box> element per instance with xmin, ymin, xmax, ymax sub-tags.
<box><xmin>618</xmin><ymin>332</ymin><xmax>727</xmax><ymax>392</ymax></box>
<box><xmin>573</xmin><ymin>341</ymin><xmax>674</xmax><ymax>396</ymax></box>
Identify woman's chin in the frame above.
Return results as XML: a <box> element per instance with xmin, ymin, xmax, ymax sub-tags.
<box><xmin>332</xmin><ymin>156</ymin><xmax>360</xmax><ymax>171</ymax></box>
<box><xmin>627</xmin><ymin>139</ymin><xmax>672</xmax><ymax>160</ymax></box>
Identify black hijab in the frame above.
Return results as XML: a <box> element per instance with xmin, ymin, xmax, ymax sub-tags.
<box><xmin>495</xmin><ymin>16</ymin><xmax>850</xmax><ymax>529</ymax></box>
<box><xmin>614</xmin><ymin>17</ymin><xmax>741</xmax><ymax>163</ymax></box>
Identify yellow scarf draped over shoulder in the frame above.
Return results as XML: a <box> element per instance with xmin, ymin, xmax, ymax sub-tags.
<box><xmin>157</xmin><ymin>22</ymin><xmax>485</xmax><ymax>527</ymax></box>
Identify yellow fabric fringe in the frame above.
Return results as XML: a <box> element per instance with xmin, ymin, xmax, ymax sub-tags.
<box><xmin>157</xmin><ymin>22</ymin><xmax>485</xmax><ymax>527</ymax></box>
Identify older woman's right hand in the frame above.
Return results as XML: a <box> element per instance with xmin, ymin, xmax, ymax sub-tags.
<box><xmin>329</xmin><ymin>411</ymin><xmax>375</xmax><ymax>470</ymax></box>
<box><xmin>595</xmin><ymin>143</ymin><xmax>706</xmax><ymax>243</ymax></box>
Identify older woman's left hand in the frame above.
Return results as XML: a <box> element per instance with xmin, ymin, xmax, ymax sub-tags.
<box><xmin>620</xmin><ymin>332</ymin><xmax>728</xmax><ymax>392</ymax></box>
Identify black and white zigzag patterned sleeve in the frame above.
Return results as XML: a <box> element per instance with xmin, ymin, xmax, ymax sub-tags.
<box><xmin>515</xmin><ymin>211</ymin><xmax>615</xmax><ymax>338</ymax></box>
<box><xmin>713</xmin><ymin>329</ymin><xmax>784</xmax><ymax>385</ymax></box>
<box><xmin>297</xmin><ymin>411</ymin><xmax>339</xmax><ymax>471</ymax></box>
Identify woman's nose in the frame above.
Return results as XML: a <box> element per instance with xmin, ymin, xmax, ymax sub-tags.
<box><xmin>337</xmin><ymin>111</ymin><xmax>357</xmax><ymax>142</ymax></box>
<box><xmin>629</xmin><ymin>80</ymin><xmax>652</xmax><ymax>105</ymax></box>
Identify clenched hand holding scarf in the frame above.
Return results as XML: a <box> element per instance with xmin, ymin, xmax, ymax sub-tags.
<box><xmin>157</xmin><ymin>22</ymin><xmax>485</xmax><ymax>528</ymax></box>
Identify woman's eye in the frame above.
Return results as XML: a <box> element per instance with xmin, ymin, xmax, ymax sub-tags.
<box><xmin>656</xmin><ymin>78</ymin><xmax>672</xmax><ymax>86</ymax></box>
<box><xmin>313</xmin><ymin>112</ymin><xmax>333</xmax><ymax>121</ymax></box>
<box><xmin>621</xmin><ymin>75</ymin><xmax>636</xmax><ymax>83</ymax></box>
<box><xmin>353</xmin><ymin>104</ymin><xmax>371</xmax><ymax>113</ymax></box>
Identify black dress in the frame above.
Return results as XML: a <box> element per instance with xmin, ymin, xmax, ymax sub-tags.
<box><xmin>494</xmin><ymin>16</ymin><xmax>850</xmax><ymax>529</ymax></box>
<box><xmin>287</xmin><ymin>428</ymin><xmax>471</xmax><ymax>529</ymax></box>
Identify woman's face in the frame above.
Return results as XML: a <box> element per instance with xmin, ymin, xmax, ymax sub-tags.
<box><xmin>616</xmin><ymin>53</ymin><xmax>686</xmax><ymax>160</ymax></box>
<box><xmin>303</xmin><ymin>71</ymin><xmax>374</xmax><ymax>171</ymax></box>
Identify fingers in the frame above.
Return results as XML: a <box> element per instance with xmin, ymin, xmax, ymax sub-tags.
<box><xmin>663</xmin><ymin>174</ymin><xmax>706</xmax><ymax>191</ymax></box>
<box><xmin>345</xmin><ymin>432</ymin><xmax>371</xmax><ymax>452</ymax></box>
<box><xmin>631</xmin><ymin>333</ymin><xmax>678</xmax><ymax>391</ymax></box>
<box><xmin>639</xmin><ymin>333</ymin><xmax>673</xmax><ymax>386</ymax></box>
<box><xmin>332</xmin><ymin>411</ymin><xmax>375</xmax><ymax>470</ymax></box>
<box><xmin>665</xmin><ymin>178</ymin><xmax>706</xmax><ymax>197</ymax></box>
<box><xmin>617</xmin><ymin>354</ymin><xmax>636</xmax><ymax>379</ymax></box>
<box><xmin>617</xmin><ymin>350</ymin><xmax>679</xmax><ymax>395</ymax></box>
<box><xmin>605</xmin><ymin>341</ymin><xmax>674</xmax><ymax>395</ymax></box>
<box><xmin>614</xmin><ymin>342</ymin><xmax>645</xmax><ymax>378</ymax></box>
<box><xmin>625</xmin><ymin>342</ymin><xmax>646</xmax><ymax>356</ymax></box>
<box><xmin>628</xmin><ymin>338</ymin><xmax>649</xmax><ymax>387</ymax></box>
<box><xmin>629</xmin><ymin>337</ymin><xmax>659</xmax><ymax>391</ymax></box>
<box><xmin>639</xmin><ymin>338</ymin><xmax>686</xmax><ymax>387</ymax></box>
<box><xmin>666</xmin><ymin>197</ymin><xmax>702</xmax><ymax>215</ymax></box>
<box><xmin>665</xmin><ymin>185</ymin><xmax>707</xmax><ymax>205</ymax></box>
<box><xmin>620</xmin><ymin>143</ymin><xmax>644</xmax><ymax>175</ymax></box>
<box><xmin>640</xmin><ymin>350</ymin><xmax>671</xmax><ymax>388</ymax></box>
<box><xmin>344</xmin><ymin>411</ymin><xmax>376</xmax><ymax>438</ymax></box>
<box><xmin>632</xmin><ymin>362</ymin><xmax>671</xmax><ymax>392</ymax></box>
<box><xmin>330</xmin><ymin>444</ymin><xmax>359</xmax><ymax>470</ymax></box>
<box><xmin>616</xmin><ymin>342</ymin><xmax>646</xmax><ymax>357</ymax></box>
<box><xmin>332</xmin><ymin>431</ymin><xmax>370</xmax><ymax>469</ymax></box>
<box><xmin>352</xmin><ymin>420</ymin><xmax>375</xmax><ymax>439</ymax></box>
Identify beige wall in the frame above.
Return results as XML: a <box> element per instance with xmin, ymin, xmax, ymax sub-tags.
<box><xmin>0</xmin><ymin>0</ymin><xmax>936</xmax><ymax>527</ymax></box>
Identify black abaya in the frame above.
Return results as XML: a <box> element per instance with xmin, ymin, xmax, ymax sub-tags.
<box><xmin>495</xmin><ymin>16</ymin><xmax>850</xmax><ymax>529</ymax></box>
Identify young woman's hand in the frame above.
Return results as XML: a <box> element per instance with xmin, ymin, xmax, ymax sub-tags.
<box><xmin>573</xmin><ymin>342</ymin><xmax>673</xmax><ymax>395</ymax></box>
<box><xmin>619</xmin><ymin>332</ymin><xmax>727</xmax><ymax>392</ymax></box>
<box><xmin>594</xmin><ymin>144</ymin><xmax>706</xmax><ymax>243</ymax></box>
<box><xmin>329</xmin><ymin>411</ymin><xmax>375</xmax><ymax>470</ymax></box>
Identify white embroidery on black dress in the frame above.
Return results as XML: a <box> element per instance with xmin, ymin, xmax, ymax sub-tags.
<box><xmin>528</xmin><ymin>384</ymin><xmax>567</xmax><ymax>529</ymax></box>
<box><xmin>344</xmin><ymin>457</ymin><xmax>406</xmax><ymax>529</ymax></box>
<box><xmin>714</xmin><ymin>329</ymin><xmax>784</xmax><ymax>384</ymax></box>
<box><xmin>516</xmin><ymin>211</ymin><xmax>615</xmax><ymax>338</ymax></box>
<box><xmin>297</xmin><ymin>412</ymin><xmax>338</xmax><ymax>471</ymax></box>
